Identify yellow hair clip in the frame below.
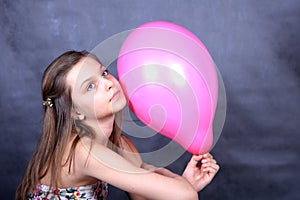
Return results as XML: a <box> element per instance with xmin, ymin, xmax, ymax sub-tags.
<box><xmin>43</xmin><ymin>98</ymin><xmax>53</xmax><ymax>108</ymax></box>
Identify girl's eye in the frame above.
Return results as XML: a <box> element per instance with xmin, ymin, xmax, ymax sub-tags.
<box><xmin>101</xmin><ymin>69</ymin><xmax>109</xmax><ymax>77</ymax></box>
<box><xmin>87</xmin><ymin>83</ymin><xmax>96</xmax><ymax>91</ymax></box>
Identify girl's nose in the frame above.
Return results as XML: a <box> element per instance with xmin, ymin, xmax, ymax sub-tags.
<box><xmin>100</xmin><ymin>77</ymin><xmax>113</xmax><ymax>91</ymax></box>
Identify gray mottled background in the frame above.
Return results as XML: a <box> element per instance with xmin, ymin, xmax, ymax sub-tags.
<box><xmin>1</xmin><ymin>0</ymin><xmax>300</xmax><ymax>199</ymax></box>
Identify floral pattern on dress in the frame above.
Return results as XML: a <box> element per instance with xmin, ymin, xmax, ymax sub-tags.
<box><xmin>28</xmin><ymin>181</ymin><xmax>108</xmax><ymax>200</ymax></box>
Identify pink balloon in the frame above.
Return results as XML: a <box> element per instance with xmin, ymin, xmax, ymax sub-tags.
<box><xmin>117</xmin><ymin>21</ymin><xmax>218</xmax><ymax>155</ymax></box>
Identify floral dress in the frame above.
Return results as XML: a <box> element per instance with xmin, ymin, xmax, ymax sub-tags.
<box><xmin>28</xmin><ymin>181</ymin><xmax>108</xmax><ymax>200</ymax></box>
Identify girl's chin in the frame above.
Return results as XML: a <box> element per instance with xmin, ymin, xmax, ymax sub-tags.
<box><xmin>111</xmin><ymin>98</ymin><xmax>127</xmax><ymax>113</ymax></box>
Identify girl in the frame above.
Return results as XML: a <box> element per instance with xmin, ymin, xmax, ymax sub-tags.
<box><xmin>16</xmin><ymin>50</ymin><xmax>219</xmax><ymax>200</ymax></box>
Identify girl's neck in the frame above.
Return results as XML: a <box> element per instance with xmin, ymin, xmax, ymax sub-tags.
<box><xmin>81</xmin><ymin>114</ymin><xmax>115</xmax><ymax>146</ymax></box>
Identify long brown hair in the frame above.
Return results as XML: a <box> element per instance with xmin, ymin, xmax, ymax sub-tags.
<box><xmin>15</xmin><ymin>50</ymin><xmax>121</xmax><ymax>199</ymax></box>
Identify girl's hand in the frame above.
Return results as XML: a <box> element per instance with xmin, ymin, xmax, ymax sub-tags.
<box><xmin>182</xmin><ymin>153</ymin><xmax>219</xmax><ymax>192</ymax></box>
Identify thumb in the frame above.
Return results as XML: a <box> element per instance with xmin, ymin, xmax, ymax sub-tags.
<box><xmin>188</xmin><ymin>155</ymin><xmax>203</xmax><ymax>167</ymax></box>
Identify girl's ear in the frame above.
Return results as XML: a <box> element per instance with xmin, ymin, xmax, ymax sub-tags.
<box><xmin>72</xmin><ymin>109</ymin><xmax>85</xmax><ymax>121</ymax></box>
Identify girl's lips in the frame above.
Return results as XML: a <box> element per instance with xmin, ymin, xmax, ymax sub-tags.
<box><xmin>110</xmin><ymin>90</ymin><xmax>120</xmax><ymax>101</ymax></box>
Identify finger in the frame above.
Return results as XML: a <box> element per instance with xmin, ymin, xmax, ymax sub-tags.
<box><xmin>193</xmin><ymin>154</ymin><xmax>203</xmax><ymax>161</ymax></box>
<box><xmin>202</xmin><ymin>163</ymin><xmax>220</xmax><ymax>173</ymax></box>
<box><xmin>203</xmin><ymin>153</ymin><xmax>213</xmax><ymax>159</ymax></box>
<box><xmin>204</xmin><ymin>158</ymin><xmax>219</xmax><ymax>166</ymax></box>
<box><xmin>202</xmin><ymin>165</ymin><xmax>220</xmax><ymax>174</ymax></box>
<box><xmin>200</xmin><ymin>159</ymin><xmax>219</xmax><ymax>169</ymax></box>
<box><xmin>201</xmin><ymin>157</ymin><xmax>217</xmax><ymax>165</ymax></box>
<box><xmin>188</xmin><ymin>155</ymin><xmax>203</xmax><ymax>166</ymax></box>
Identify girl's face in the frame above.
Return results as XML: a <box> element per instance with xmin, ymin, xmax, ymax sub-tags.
<box><xmin>66</xmin><ymin>57</ymin><xmax>127</xmax><ymax>122</ymax></box>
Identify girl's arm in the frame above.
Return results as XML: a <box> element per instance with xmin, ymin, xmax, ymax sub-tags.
<box><xmin>76</xmin><ymin>137</ymin><xmax>198</xmax><ymax>200</ymax></box>
<box><xmin>118</xmin><ymin>135</ymin><xmax>147</xmax><ymax>200</ymax></box>
<box><xmin>119</xmin><ymin>136</ymin><xmax>219</xmax><ymax>197</ymax></box>
<box><xmin>119</xmin><ymin>136</ymin><xmax>189</xmax><ymax>200</ymax></box>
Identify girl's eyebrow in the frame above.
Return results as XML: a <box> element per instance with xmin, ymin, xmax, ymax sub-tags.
<box><xmin>79</xmin><ymin>65</ymin><xmax>105</xmax><ymax>90</ymax></box>
<box><xmin>80</xmin><ymin>75</ymin><xmax>97</xmax><ymax>90</ymax></box>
